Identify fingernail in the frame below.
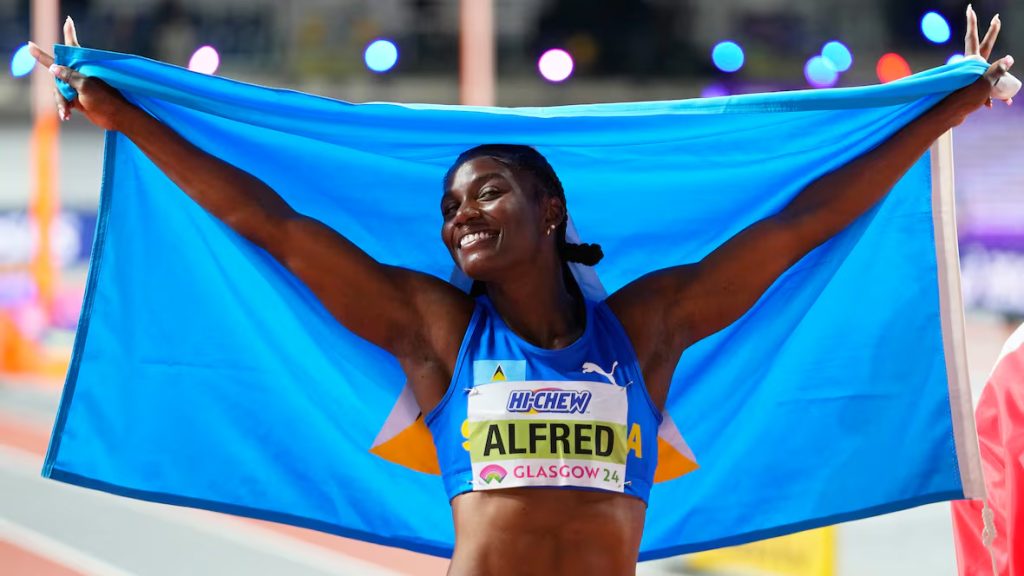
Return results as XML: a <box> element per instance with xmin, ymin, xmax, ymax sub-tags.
<box><xmin>48</xmin><ymin>63</ymin><xmax>59</xmax><ymax>75</ymax></box>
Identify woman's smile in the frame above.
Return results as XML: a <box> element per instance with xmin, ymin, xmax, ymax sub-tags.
<box><xmin>459</xmin><ymin>230</ymin><xmax>500</xmax><ymax>250</ymax></box>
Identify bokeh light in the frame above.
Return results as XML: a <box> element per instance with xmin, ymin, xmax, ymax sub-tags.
<box><xmin>921</xmin><ymin>12</ymin><xmax>951</xmax><ymax>44</ymax></box>
<box><xmin>876</xmin><ymin>53</ymin><xmax>912</xmax><ymax>83</ymax></box>
<box><xmin>538</xmin><ymin>49</ymin><xmax>574</xmax><ymax>82</ymax></box>
<box><xmin>947</xmin><ymin>53</ymin><xmax>966</xmax><ymax>65</ymax></box>
<box><xmin>188</xmin><ymin>45</ymin><xmax>220</xmax><ymax>75</ymax></box>
<box><xmin>821</xmin><ymin>41</ymin><xmax>853</xmax><ymax>72</ymax></box>
<box><xmin>700</xmin><ymin>83</ymin><xmax>730</xmax><ymax>98</ymax></box>
<box><xmin>364</xmin><ymin>39</ymin><xmax>399</xmax><ymax>73</ymax></box>
<box><xmin>711</xmin><ymin>41</ymin><xmax>745</xmax><ymax>73</ymax></box>
<box><xmin>10</xmin><ymin>44</ymin><xmax>34</xmax><ymax>78</ymax></box>
<box><xmin>804</xmin><ymin>56</ymin><xmax>839</xmax><ymax>88</ymax></box>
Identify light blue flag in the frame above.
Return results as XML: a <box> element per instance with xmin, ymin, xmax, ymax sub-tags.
<box><xmin>44</xmin><ymin>45</ymin><xmax>985</xmax><ymax>559</ymax></box>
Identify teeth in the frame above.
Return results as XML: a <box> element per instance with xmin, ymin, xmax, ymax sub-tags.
<box><xmin>460</xmin><ymin>231</ymin><xmax>496</xmax><ymax>248</ymax></box>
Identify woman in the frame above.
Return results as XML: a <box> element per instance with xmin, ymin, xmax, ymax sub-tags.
<box><xmin>30</xmin><ymin>8</ymin><xmax>1011</xmax><ymax>576</ymax></box>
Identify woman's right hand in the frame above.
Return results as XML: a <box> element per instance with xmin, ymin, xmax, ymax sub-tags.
<box><xmin>28</xmin><ymin>17</ymin><xmax>130</xmax><ymax>131</ymax></box>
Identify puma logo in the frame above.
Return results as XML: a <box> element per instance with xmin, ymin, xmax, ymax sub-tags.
<box><xmin>582</xmin><ymin>361</ymin><xmax>619</xmax><ymax>386</ymax></box>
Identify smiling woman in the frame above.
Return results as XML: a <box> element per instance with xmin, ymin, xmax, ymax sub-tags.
<box><xmin>441</xmin><ymin>144</ymin><xmax>603</xmax><ymax>300</ymax></box>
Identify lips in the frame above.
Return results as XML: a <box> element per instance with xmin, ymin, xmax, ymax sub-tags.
<box><xmin>458</xmin><ymin>230</ymin><xmax>499</xmax><ymax>249</ymax></box>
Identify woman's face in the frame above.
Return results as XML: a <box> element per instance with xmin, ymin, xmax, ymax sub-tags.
<box><xmin>441</xmin><ymin>156</ymin><xmax>554</xmax><ymax>281</ymax></box>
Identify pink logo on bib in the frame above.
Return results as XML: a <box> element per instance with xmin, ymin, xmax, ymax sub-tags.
<box><xmin>479</xmin><ymin>464</ymin><xmax>507</xmax><ymax>484</ymax></box>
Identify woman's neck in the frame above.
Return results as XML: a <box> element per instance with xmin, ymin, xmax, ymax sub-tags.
<box><xmin>485</xmin><ymin>266</ymin><xmax>584</xmax><ymax>350</ymax></box>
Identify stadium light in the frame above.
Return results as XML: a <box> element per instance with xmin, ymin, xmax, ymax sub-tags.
<box><xmin>188</xmin><ymin>46</ymin><xmax>220</xmax><ymax>75</ymax></box>
<box><xmin>10</xmin><ymin>44</ymin><xmax>34</xmax><ymax>78</ymax></box>
<box><xmin>538</xmin><ymin>49</ymin><xmax>574</xmax><ymax>82</ymax></box>
<box><xmin>876</xmin><ymin>53</ymin><xmax>912</xmax><ymax>83</ymax></box>
<box><xmin>365</xmin><ymin>39</ymin><xmax>399</xmax><ymax>74</ymax></box>
<box><xmin>821</xmin><ymin>41</ymin><xmax>853</xmax><ymax>72</ymax></box>
<box><xmin>921</xmin><ymin>12</ymin><xmax>951</xmax><ymax>44</ymax></box>
<box><xmin>712</xmin><ymin>41</ymin><xmax>744</xmax><ymax>73</ymax></box>
<box><xmin>805</xmin><ymin>56</ymin><xmax>839</xmax><ymax>88</ymax></box>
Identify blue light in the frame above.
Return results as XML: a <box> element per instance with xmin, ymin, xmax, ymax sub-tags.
<box><xmin>947</xmin><ymin>53</ymin><xmax>965</xmax><ymax>65</ymax></box>
<box><xmin>805</xmin><ymin>56</ymin><xmax>839</xmax><ymax>88</ymax></box>
<box><xmin>364</xmin><ymin>39</ymin><xmax>398</xmax><ymax>73</ymax></box>
<box><xmin>700</xmin><ymin>83</ymin><xmax>730</xmax><ymax>98</ymax></box>
<box><xmin>921</xmin><ymin>12</ymin><xmax>951</xmax><ymax>44</ymax></box>
<box><xmin>10</xmin><ymin>44</ymin><xmax>34</xmax><ymax>78</ymax></box>
<box><xmin>821</xmin><ymin>41</ymin><xmax>852</xmax><ymax>72</ymax></box>
<box><xmin>711</xmin><ymin>41</ymin><xmax>744</xmax><ymax>73</ymax></box>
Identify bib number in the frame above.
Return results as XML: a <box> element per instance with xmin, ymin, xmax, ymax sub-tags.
<box><xmin>467</xmin><ymin>381</ymin><xmax>628</xmax><ymax>492</ymax></box>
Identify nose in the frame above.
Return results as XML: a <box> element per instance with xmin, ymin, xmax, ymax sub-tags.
<box><xmin>452</xmin><ymin>198</ymin><xmax>482</xmax><ymax>227</ymax></box>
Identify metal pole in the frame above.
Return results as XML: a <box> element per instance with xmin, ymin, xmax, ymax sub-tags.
<box><xmin>30</xmin><ymin>0</ymin><xmax>61</xmax><ymax>312</ymax></box>
<box><xmin>459</xmin><ymin>0</ymin><xmax>495</xmax><ymax>106</ymax></box>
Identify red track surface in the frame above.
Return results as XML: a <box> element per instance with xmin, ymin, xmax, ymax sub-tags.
<box><xmin>0</xmin><ymin>378</ymin><xmax>451</xmax><ymax>576</ymax></box>
<box><xmin>0</xmin><ymin>539</ymin><xmax>88</xmax><ymax>576</ymax></box>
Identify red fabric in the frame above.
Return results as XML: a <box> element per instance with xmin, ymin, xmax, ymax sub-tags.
<box><xmin>952</xmin><ymin>325</ymin><xmax>1024</xmax><ymax>575</ymax></box>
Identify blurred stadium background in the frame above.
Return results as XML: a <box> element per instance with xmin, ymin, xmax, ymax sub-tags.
<box><xmin>0</xmin><ymin>0</ymin><xmax>1021</xmax><ymax>574</ymax></box>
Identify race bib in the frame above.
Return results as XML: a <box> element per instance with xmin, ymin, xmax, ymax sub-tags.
<box><xmin>467</xmin><ymin>380</ymin><xmax>628</xmax><ymax>492</ymax></box>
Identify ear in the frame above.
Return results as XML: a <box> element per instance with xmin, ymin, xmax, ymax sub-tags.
<box><xmin>542</xmin><ymin>195</ymin><xmax>566</xmax><ymax>233</ymax></box>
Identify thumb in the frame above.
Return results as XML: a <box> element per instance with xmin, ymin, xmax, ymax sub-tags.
<box><xmin>989</xmin><ymin>56</ymin><xmax>1021</xmax><ymax>101</ymax></box>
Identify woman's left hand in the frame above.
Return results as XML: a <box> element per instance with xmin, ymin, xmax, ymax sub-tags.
<box><xmin>945</xmin><ymin>5</ymin><xmax>1015</xmax><ymax>126</ymax></box>
<box><xmin>966</xmin><ymin>4</ymin><xmax>1014</xmax><ymax>107</ymax></box>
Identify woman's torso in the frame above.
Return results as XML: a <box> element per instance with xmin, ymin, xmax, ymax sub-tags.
<box><xmin>424</xmin><ymin>296</ymin><xmax>662</xmax><ymax>575</ymax></box>
<box><xmin>449</xmin><ymin>488</ymin><xmax>646</xmax><ymax>576</ymax></box>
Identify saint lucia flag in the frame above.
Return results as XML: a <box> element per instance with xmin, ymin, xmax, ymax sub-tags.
<box><xmin>44</xmin><ymin>45</ymin><xmax>985</xmax><ymax>559</ymax></box>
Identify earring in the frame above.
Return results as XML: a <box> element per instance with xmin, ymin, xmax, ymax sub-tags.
<box><xmin>546</xmin><ymin>225</ymin><xmax>555</xmax><ymax>236</ymax></box>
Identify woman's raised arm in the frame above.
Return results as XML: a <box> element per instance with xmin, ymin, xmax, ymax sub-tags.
<box><xmin>609</xmin><ymin>7</ymin><xmax>1013</xmax><ymax>409</ymax></box>
<box><xmin>30</xmin><ymin>20</ymin><xmax>473</xmax><ymax>409</ymax></box>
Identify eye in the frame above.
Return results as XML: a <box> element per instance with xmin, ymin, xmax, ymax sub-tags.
<box><xmin>479</xmin><ymin>186</ymin><xmax>502</xmax><ymax>200</ymax></box>
<box><xmin>441</xmin><ymin>203</ymin><xmax>457</xmax><ymax>218</ymax></box>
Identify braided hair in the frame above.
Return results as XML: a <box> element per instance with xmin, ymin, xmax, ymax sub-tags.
<box><xmin>443</xmin><ymin>144</ymin><xmax>604</xmax><ymax>266</ymax></box>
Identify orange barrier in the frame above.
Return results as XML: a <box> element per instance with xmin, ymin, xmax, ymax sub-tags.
<box><xmin>0</xmin><ymin>310</ymin><xmax>69</xmax><ymax>380</ymax></box>
<box><xmin>30</xmin><ymin>114</ymin><xmax>60</xmax><ymax>312</ymax></box>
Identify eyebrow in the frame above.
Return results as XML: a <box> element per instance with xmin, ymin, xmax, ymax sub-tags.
<box><xmin>442</xmin><ymin>171</ymin><xmax>508</xmax><ymax>203</ymax></box>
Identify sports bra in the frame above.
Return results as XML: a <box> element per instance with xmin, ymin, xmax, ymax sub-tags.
<box><xmin>425</xmin><ymin>296</ymin><xmax>662</xmax><ymax>502</ymax></box>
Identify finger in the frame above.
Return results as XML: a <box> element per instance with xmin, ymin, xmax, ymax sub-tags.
<box><xmin>64</xmin><ymin>16</ymin><xmax>80</xmax><ymax>47</ymax></box>
<box><xmin>52</xmin><ymin>87</ymin><xmax>71</xmax><ymax>121</ymax></box>
<box><xmin>979</xmin><ymin>14</ymin><xmax>1000</xmax><ymax>60</ymax></box>
<box><xmin>985</xmin><ymin>55</ymin><xmax>1014</xmax><ymax>84</ymax></box>
<box><xmin>48</xmin><ymin>64</ymin><xmax>87</xmax><ymax>92</ymax></box>
<box><xmin>965</xmin><ymin>5</ymin><xmax>979</xmax><ymax>56</ymax></box>
<box><xmin>27</xmin><ymin>41</ymin><xmax>55</xmax><ymax>68</ymax></box>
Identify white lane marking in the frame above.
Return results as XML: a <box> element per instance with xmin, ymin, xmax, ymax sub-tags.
<box><xmin>0</xmin><ymin>443</ymin><xmax>39</xmax><ymax>470</ymax></box>
<box><xmin>0</xmin><ymin>518</ymin><xmax>140</xmax><ymax>576</ymax></box>
<box><xmin>154</xmin><ymin>507</ymin><xmax>407</xmax><ymax>576</ymax></box>
<box><xmin>0</xmin><ymin>444</ymin><xmax>407</xmax><ymax>576</ymax></box>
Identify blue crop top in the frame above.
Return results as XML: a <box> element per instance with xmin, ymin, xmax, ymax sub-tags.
<box><xmin>425</xmin><ymin>296</ymin><xmax>662</xmax><ymax>503</ymax></box>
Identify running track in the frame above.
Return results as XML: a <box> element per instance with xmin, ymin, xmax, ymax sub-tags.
<box><xmin>0</xmin><ymin>375</ymin><xmax>451</xmax><ymax>576</ymax></box>
<box><xmin>0</xmin><ymin>375</ymin><xmax>678</xmax><ymax>575</ymax></box>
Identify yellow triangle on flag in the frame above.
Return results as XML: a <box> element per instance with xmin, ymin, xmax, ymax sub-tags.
<box><xmin>492</xmin><ymin>365</ymin><xmax>506</xmax><ymax>381</ymax></box>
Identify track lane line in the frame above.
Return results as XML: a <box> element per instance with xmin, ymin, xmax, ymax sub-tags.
<box><xmin>0</xmin><ymin>518</ymin><xmax>139</xmax><ymax>576</ymax></box>
<box><xmin>0</xmin><ymin>415</ymin><xmax>429</xmax><ymax>575</ymax></box>
<box><xmin>0</xmin><ymin>538</ymin><xmax>89</xmax><ymax>576</ymax></box>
